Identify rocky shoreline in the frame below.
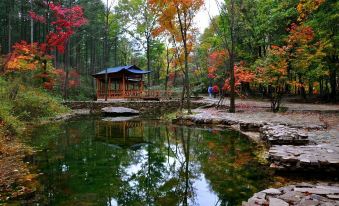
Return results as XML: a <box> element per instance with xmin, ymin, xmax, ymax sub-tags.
<box><xmin>242</xmin><ymin>183</ymin><xmax>339</xmax><ymax>206</ymax></box>
<box><xmin>176</xmin><ymin>109</ymin><xmax>339</xmax><ymax>172</ymax></box>
<box><xmin>176</xmin><ymin>108</ymin><xmax>339</xmax><ymax>205</ymax></box>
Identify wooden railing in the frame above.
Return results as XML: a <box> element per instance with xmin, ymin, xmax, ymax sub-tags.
<box><xmin>97</xmin><ymin>90</ymin><xmax>177</xmax><ymax>99</ymax></box>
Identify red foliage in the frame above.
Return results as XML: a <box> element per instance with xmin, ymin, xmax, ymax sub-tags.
<box><xmin>28</xmin><ymin>11</ymin><xmax>46</xmax><ymax>23</ymax></box>
<box><xmin>53</xmin><ymin>69</ymin><xmax>80</xmax><ymax>89</ymax></box>
<box><xmin>207</xmin><ymin>50</ymin><xmax>228</xmax><ymax>79</ymax></box>
<box><xmin>5</xmin><ymin>3</ymin><xmax>87</xmax><ymax>89</ymax></box>
<box><xmin>223</xmin><ymin>63</ymin><xmax>255</xmax><ymax>95</ymax></box>
<box><xmin>29</xmin><ymin>3</ymin><xmax>87</xmax><ymax>54</ymax></box>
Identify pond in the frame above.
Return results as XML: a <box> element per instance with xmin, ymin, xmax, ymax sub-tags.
<box><xmin>26</xmin><ymin>116</ymin><xmax>273</xmax><ymax>206</ymax></box>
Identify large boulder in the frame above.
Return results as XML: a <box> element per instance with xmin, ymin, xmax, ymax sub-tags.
<box><xmin>101</xmin><ymin>107</ymin><xmax>139</xmax><ymax>116</ymax></box>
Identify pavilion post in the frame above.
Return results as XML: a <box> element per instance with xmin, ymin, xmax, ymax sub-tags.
<box><xmin>96</xmin><ymin>79</ymin><xmax>99</xmax><ymax>99</ymax></box>
<box><xmin>104</xmin><ymin>68</ymin><xmax>108</xmax><ymax>101</ymax></box>
<box><xmin>140</xmin><ymin>76</ymin><xmax>144</xmax><ymax>97</ymax></box>
<box><xmin>108</xmin><ymin>77</ymin><xmax>111</xmax><ymax>98</ymax></box>
<box><xmin>122</xmin><ymin>73</ymin><xmax>125</xmax><ymax>98</ymax></box>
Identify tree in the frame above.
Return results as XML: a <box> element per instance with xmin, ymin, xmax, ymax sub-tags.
<box><xmin>5</xmin><ymin>2</ymin><xmax>87</xmax><ymax>92</ymax></box>
<box><xmin>253</xmin><ymin>45</ymin><xmax>289</xmax><ymax>112</ymax></box>
<box><xmin>207</xmin><ymin>0</ymin><xmax>241</xmax><ymax>113</ymax></box>
<box><xmin>117</xmin><ymin>0</ymin><xmax>160</xmax><ymax>86</ymax></box>
<box><xmin>149</xmin><ymin>0</ymin><xmax>203</xmax><ymax>114</ymax></box>
<box><xmin>304</xmin><ymin>0</ymin><xmax>338</xmax><ymax>101</ymax></box>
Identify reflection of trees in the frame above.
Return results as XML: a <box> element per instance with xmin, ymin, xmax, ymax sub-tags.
<box><xmin>31</xmin><ymin>119</ymin><xmax>270</xmax><ymax>206</ymax></box>
<box><xmin>192</xmin><ymin>130</ymin><xmax>271</xmax><ymax>206</ymax></box>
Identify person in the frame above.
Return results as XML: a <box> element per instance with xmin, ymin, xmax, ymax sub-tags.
<box><xmin>208</xmin><ymin>86</ymin><xmax>213</xmax><ymax>98</ymax></box>
<box><xmin>212</xmin><ymin>85</ymin><xmax>219</xmax><ymax>98</ymax></box>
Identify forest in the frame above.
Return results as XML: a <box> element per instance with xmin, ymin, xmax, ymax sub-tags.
<box><xmin>0</xmin><ymin>0</ymin><xmax>337</xmax><ymax>112</ymax></box>
<box><xmin>0</xmin><ymin>0</ymin><xmax>339</xmax><ymax>204</ymax></box>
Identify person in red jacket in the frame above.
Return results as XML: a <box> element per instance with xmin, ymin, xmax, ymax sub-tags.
<box><xmin>212</xmin><ymin>85</ymin><xmax>219</xmax><ymax>98</ymax></box>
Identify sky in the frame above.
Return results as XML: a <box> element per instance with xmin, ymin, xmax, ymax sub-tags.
<box><xmin>196</xmin><ymin>0</ymin><xmax>220</xmax><ymax>33</ymax></box>
<box><xmin>102</xmin><ymin>0</ymin><xmax>220</xmax><ymax>34</ymax></box>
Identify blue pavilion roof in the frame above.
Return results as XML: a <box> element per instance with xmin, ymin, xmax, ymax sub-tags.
<box><xmin>93</xmin><ymin>65</ymin><xmax>151</xmax><ymax>76</ymax></box>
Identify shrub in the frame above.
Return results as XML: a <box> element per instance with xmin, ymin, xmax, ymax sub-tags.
<box><xmin>0</xmin><ymin>76</ymin><xmax>69</xmax><ymax>132</ymax></box>
<box><xmin>13</xmin><ymin>88</ymin><xmax>69</xmax><ymax>121</ymax></box>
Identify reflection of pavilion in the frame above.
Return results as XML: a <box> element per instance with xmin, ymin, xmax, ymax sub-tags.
<box><xmin>95</xmin><ymin>118</ymin><xmax>146</xmax><ymax>149</ymax></box>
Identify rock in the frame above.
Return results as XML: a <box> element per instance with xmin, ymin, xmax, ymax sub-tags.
<box><xmin>326</xmin><ymin>195</ymin><xmax>339</xmax><ymax>199</ymax></box>
<box><xmin>240</xmin><ymin>122</ymin><xmax>262</xmax><ymax>132</ymax></box>
<box><xmin>294</xmin><ymin>187</ymin><xmax>338</xmax><ymax>195</ymax></box>
<box><xmin>102</xmin><ymin>116</ymin><xmax>138</xmax><ymax>122</ymax></box>
<box><xmin>279</xmin><ymin>191</ymin><xmax>303</xmax><ymax>202</ymax></box>
<box><xmin>262</xmin><ymin>188</ymin><xmax>282</xmax><ymax>195</ymax></box>
<box><xmin>244</xmin><ymin>183</ymin><xmax>339</xmax><ymax>206</ymax></box>
<box><xmin>101</xmin><ymin>107</ymin><xmax>139</xmax><ymax>116</ymax></box>
<box><xmin>269</xmin><ymin>198</ymin><xmax>289</xmax><ymax>206</ymax></box>
<box><xmin>299</xmin><ymin>199</ymin><xmax>320</xmax><ymax>206</ymax></box>
<box><xmin>260</xmin><ymin>124</ymin><xmax>309</xmax><ymax>145</ymax></box>
<box><xmin>268</xmin><ymin>144</ymin><xmax>339</xmax><ymax>172</ymax></box>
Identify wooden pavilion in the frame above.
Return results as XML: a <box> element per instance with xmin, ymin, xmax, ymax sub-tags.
<box><xmin>92</xmin><ymin>65</ymin><xmax>151</xmax><ymax>99</ymax></box>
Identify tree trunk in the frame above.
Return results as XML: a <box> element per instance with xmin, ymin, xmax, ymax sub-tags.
<box><xmin>184</xmin><ymin>48</ymin><xmax>191</xmax><ymax>114</ymax></box>
<box><xmin>229</xmin><ymin>0</ymin><xmax>236</xmax><ymax>113</ymax></box>
<box><xmin>146</xmin><ymin>36</ymin><xmax>151</xmax><ymax>87</ymax></box>
<box><xmin>8</xmin><ymin>1</ymin><xmax>12</xmax><ymax>53</ymax></box>
<box><xmin>329</xmin><ymin>67</ymin><xmax>337</xmax><ymax>102</ymax></box>
<box><xmin>165</xmin><ymin>46</ymin><xmax>173</xmax><ymax>92</ymax></box>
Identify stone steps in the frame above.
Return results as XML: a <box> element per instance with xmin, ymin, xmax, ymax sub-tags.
<box><xmin>260</xmin><ymin>125</ymin><xmax>309</xmax><ymax>145</ymax></box>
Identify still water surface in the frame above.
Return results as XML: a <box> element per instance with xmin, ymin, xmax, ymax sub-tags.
<box><xmin>27</xmin><ymin>116</ymin><xmax>272</xmax><ymax>206</ymax></box>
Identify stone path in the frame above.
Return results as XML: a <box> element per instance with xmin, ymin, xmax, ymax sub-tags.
<box><xmin>269</xmin><ymin>144</ymin><xmax>339</xmax><ymax>172</ymax></box>
<box><xmin>193</xmin><ymin>97</ymin><xmax>339</xmax><ymax>112</ymax></box>
<box><xmin>243</xmin><ymin>183</ymin><xmax>339</xmax><ymax>206</ymax></box>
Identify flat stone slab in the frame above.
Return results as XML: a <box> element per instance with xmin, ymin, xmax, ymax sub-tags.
<box><xmin>101</xmin><ymin>107</ymin><xmax>139</xmax><ymax>116</ymax></box>
<box><xmin>269</xmin><ymin>144</ymin><xmax>339</xmax><ymax>172</ymax></box>
<box><xmin>243</xmin><ymin>183</ymin><xmax>339</xmax><ymax>206</ymax></box>
<box><xmin>102</xmin><ymin>116</ymin><xmax>138</xmax><ymax>122</ymax></box>
<box><xmin>260</xmin><ymin>124</ymin><xmax>309</xmax><ymax>145</ymax></box>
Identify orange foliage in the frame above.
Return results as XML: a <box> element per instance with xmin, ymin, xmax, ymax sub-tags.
<box><xmin>297</xmin><ymin>0</ymin><xmax>325</xmax><ymax>21</ymax></box>
<box><xmin>287</xmin><ymin>23</ymin><xmax>314</xmax><ymax>46</ymax></box>
<box><xmin>5</xmin><ymin>41</ymin><xmax>48</xmax><ymax>72</ymax></box>
<box><xmin>254</xmin><ymin>45</ymin><xmax>288</xmax><ymax>88</ymax></box>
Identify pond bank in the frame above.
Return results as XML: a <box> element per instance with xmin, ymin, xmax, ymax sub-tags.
<box><xmin>175</xmin><ymin>108</ymin><xmax>339</xmax><ymax>170</ymax></box>
<box><xmin>0</xmin><ymin>133</ymin><xmax>38</xmax><ymax>203</ymax></box>
<box><xmin>63</xmin><ymin>100</ymin><xmax>206</xmax><ymax>116</ymax></box>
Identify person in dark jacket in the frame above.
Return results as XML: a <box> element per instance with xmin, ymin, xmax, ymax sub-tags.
<box><xmin>208</xmin><ymin>86</ymin><xmax>213</xmax><ymax>98</ymax></box>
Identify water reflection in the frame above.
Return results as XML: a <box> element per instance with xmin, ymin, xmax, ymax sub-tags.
<box><xmin>28</xmin><ymin>117</ymin><xmax>271</xmax><ymax>206</ymax></box>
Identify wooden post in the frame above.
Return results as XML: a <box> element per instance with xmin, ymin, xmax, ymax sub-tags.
<box><xmin>108</xmin><ymin>77</ymin><xmax>111</xmax><ymax>98</ymax></box>
<box><xmin>122</xmin><ymin>73</ymin><xmax>125</xmax><ymax>98</ymax></box>
<box><xmin>96</xmin><ymin>78</ymin><xmax>99</xmax><ymax>99</ymax></box>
